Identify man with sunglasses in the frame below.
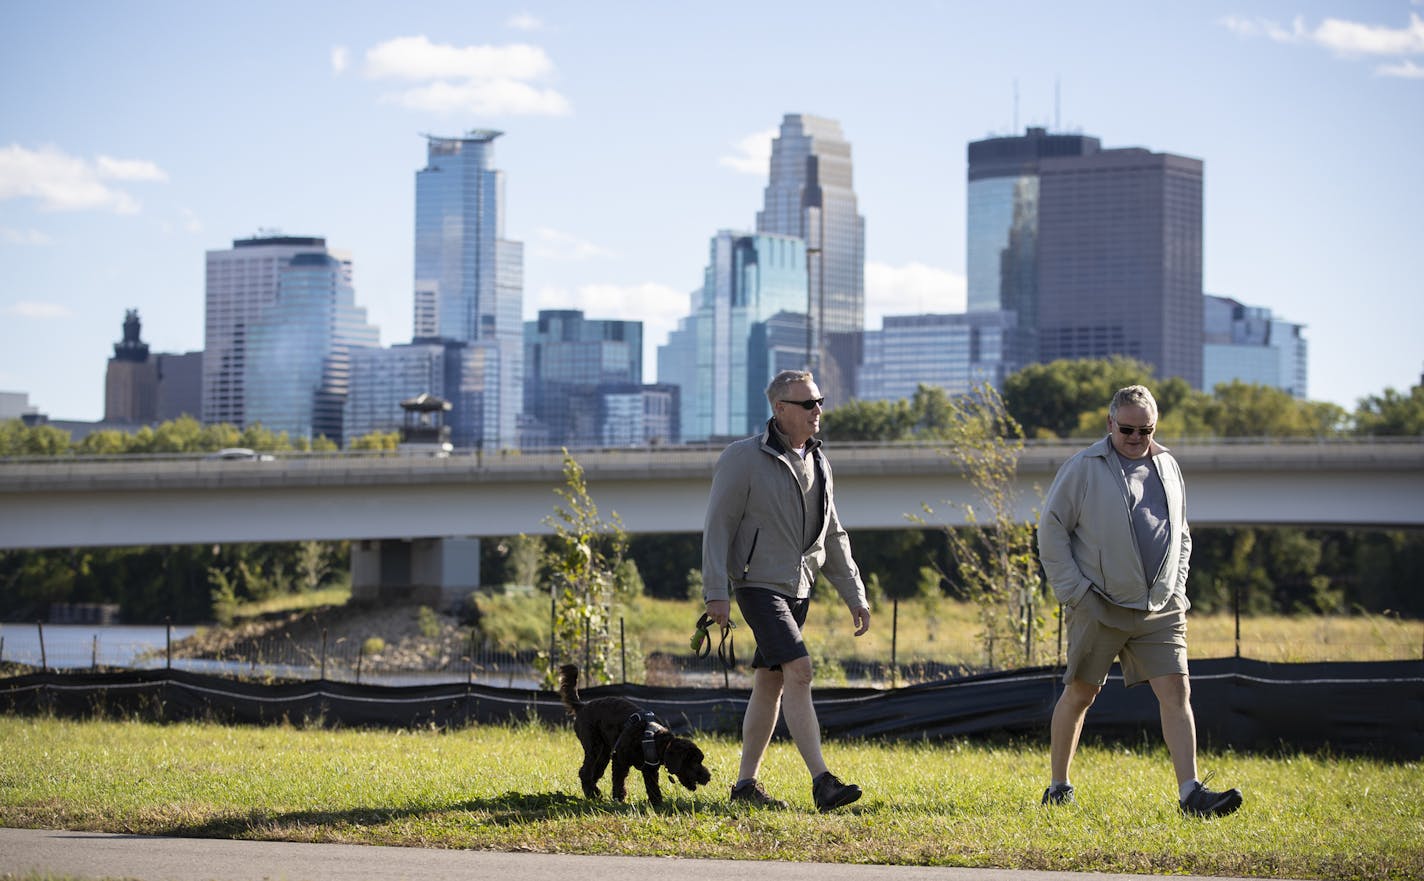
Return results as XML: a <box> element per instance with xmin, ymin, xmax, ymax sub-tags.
<box><xmin>702</xmin><ymin>369</ymin><xmax>871</xmax><ymax>812</ymax></box>
<box><xmin>1037</xmin><ymin>385</ymin><xmax>1243</xmax><ymax>818</ymax></box>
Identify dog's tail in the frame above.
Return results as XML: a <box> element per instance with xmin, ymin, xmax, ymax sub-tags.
<box><xmin>557</xmin><ymin>663</ymin><xmax>582</xmax><ymax>714</ymax></box>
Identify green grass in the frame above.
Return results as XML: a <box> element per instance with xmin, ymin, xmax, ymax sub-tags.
<box><xmin>475</xmin><ymin>592</ymin><xmax>1424</xmax><ymax>671</ymax></box>
<box><xmin>1</xmin><ymin>717</ymin><xmax>1419</xmax><ymax>879</ymax></box>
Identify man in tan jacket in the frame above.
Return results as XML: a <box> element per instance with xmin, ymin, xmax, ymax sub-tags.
<box><xmin>703</xmin><ymin>369</ymin><xmax>871</xmax><ymax>812</ymax></box>
<box><xmin>1037</xmin><ymin>385</ymin><xmax>1242</xmax><ymax>817</ymax></box>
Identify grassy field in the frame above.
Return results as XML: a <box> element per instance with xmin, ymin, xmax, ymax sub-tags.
<box><xmin>478</xmin><ymin>592</ymin><xmax>1424</xmax><ymax>675</ymax></box>
<box><xmin>1</xmin><ymin>716</ymin><xmax>1420</xmax><ymax>880</ymax></box>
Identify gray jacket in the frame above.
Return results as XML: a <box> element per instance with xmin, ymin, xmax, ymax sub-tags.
<box><xmin>702</xmin><ymin>420</ymin><xmax>868</xmax><ymax>610</ymax></box>
<box><xmin>1037</xmin><ymin>435</ymin><xmax>1191</xmax><ymax>612</ymax></box>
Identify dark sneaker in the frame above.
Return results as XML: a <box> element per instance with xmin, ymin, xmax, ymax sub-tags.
<box><xmin>812</xmin><ymin>771</ymin><xmax>862</xmax><ymax>812</ymax></box>
<box><xmin>730</xmin><ymin>779</ymin><xmax>788</xmax><ymax>809</ymax></box>
<box><xmin>1041</xmin><ymin>783</ymin><xmax>1076</xmax><ymax>806</ymax></box>
<box><xmin>1180</xmin><ymin>775</ymin><xmax>1243</xmax><ymax>818</ymax></box>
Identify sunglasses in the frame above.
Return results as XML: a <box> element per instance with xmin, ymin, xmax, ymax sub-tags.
<box><xmin>1115</xmin><ymin>423</ymin><xmax>1156</xmax><ymax>437</ymax></box>
<box><xmin>780</xmin><ymin>397</ymin><xmax>825</xmax><ymax>411</ymax></box>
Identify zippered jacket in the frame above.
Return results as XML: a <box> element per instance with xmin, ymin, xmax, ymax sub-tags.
<box><xmin>1037</xmin><ymin>435</ymin><xmax>1192</xmax><ymax>612</ymax></box>
<box><xmin>702</xmin><ymin>420</ymin><xmax>868</xmax><ymax>610</ymax></box>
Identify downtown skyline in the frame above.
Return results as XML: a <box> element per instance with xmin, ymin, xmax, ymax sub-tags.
<box><xmin>2</xmin><ymin>1</ymin><xmax>1421</xmax><ymax>424</ymax></box>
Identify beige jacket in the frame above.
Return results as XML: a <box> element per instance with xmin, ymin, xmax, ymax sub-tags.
<box><xmin>701</xmin><ymin>421</ymin><xmax>867</xmax><ymax>610</ymax></box>
<box><xmin>1037</xmin><ymin>435</ymin><xmax>1191</xmax><ymax>612</ymax></box>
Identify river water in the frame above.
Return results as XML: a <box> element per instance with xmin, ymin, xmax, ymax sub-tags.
<box><xmin>0</xmin><ymin>621</ymin><xmax>539</xmax><ymax>688</ymax></box>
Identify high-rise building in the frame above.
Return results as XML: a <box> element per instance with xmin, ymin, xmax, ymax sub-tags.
<box><xmin>1203</xmin><ymin>294</ymin><xmax>1308</xmax><ymax>398</ymax></box>
<box><xmin>344</xmin><ymin>341</ymin><xmax>451</xmax><ymax>445</ymax></box>
<box><xmin>966</xmin><ymin>127</ymin><xmax>1101</xmax><ymax>369</ymax></box>
<box><xmin>413</xmin><ymin>131</ymin><xmax>524</xmax><ymax>450</ymax></box>
<box><xmin>203</xmin><ymin>235</ymin><xmax>341</xmax><ymax>428</ymax></box>
<box><xmin>105</xmin><ymin>309</ymin><xmax>158</xmax><ymax>423</ymax></box>
<box><xmin>756</xmin><ymin>114</ymin><xmax>865</xmax><ymax>402</ymax></box>
<box><xmin>524</xmin><ymin>310</ymin><xmax>642</xmax><ymax>448</ymax></box>
<box><xmin>243</xmin><ymin>252</ymin><xmax>379</xmax><ymax>442</ymax></box>
<box><xmin>658</xmin><ymin>231</ymin><xmax>807</xmax><ymax>441</ymax></box>
<box><xmin>856</xmin><ymin>312</ymin><xmax>1017</xmax><ymax>403</ymax></box>
<box><xmin>104</xmin><ymin>310</ymin><xmax>202</xmax><ymax>426</ymax></box>
<box><xmin>154</xmin><ymin>351</ymin><xmax>203</xmax><ymax>422</ymax></box>
<box><xmin>1037</xmin><ymin>147</ymin><xmax>1204</xmax><ymax>387</ymax></box>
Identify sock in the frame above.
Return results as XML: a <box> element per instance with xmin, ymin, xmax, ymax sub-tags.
<box><xmin>1179</xmin><ymin>779</ymin><xmax>1200</xmax><ymax>801</ymax></box>
<box><xmin>734</xmin><ymin>778</ymin><xmax>756</xmax><ymax>790</ymax></box>
<box><xmin>1049</xmin><ymin>780</ymin><xmax>1070</xmax><ymax>790</ymax></box>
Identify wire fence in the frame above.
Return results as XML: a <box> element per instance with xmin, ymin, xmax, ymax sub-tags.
<box><xmin>4</xmin><ymin>598</ymin><xmax>1420</xmax><ymax>690</ymax></box>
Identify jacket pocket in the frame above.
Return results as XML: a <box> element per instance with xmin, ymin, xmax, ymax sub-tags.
<box><xmin>740</xmin><ymin>528</ymin><xmax>761</xmax><ymax>577</ymax></box>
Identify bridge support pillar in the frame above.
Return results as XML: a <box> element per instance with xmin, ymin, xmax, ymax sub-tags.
<box><xmin>350</xmin><ymin>537</ymin><xmax>481</xmax><ymax>610</ymax></box>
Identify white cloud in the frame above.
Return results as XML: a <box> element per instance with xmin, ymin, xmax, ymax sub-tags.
<box><xmin>95</xmin><ymin>155</ymin><xmax>168</xmax><ymax>182</ymax></box>
<box><xmin>360</xmin><ymin>35</ymin><xmax>569</xmax><ymax>116</ymax></box>
<box><xmin>0</xmin><ymin>227</ymin><xmax>53</xmax><ymax>245</ymax></box>
<box><xmin>331</xmin><ymin>45</ymin><xmax>350</xmax><ymax>75</ymax></box>
<box><xmin>0</xmin><ymin>144</ymin><xmax>167</xmax><ymax>213</ymax></box>
<box><xmin>381</xmin><ymin>78</ymin><xmax>570</xmax><ymax>116</ymax></box>
<box><xmin>507</xmin><ymin>13</ymin><xmax>543</xmax><ymax>31</ymax></box>
<box><xmin>865</xmin><ymin>261</ymin><xmax>967</xmax><ymax>327</ymax></box>
<box><xmin>365</xmin><ymin>36</ymin><xmax>553</xmax><ymax>81</ymax></box>
<box><xmin>529</xmin><ymin>227</ymin><xmax>616</xmax><ymax>261</ymax></box>
<box><xmin>719</xmin><ymin>128</ymin><xmax>777</xmax><ymax>175</ymax></box>
<box><xmin>1378</xmin><ymin>58</ymin><xmax>1424</xmax><ymax>78</ymax></box>
<box><xmin>1221</xmin><ymin>12</ymin><xmax>1424</xmax><ymax>63</ymax></box>
<box><xmin>6</xmin><ymin>301</ymin><xmax>74</xmax><ymax>319</ymax></box>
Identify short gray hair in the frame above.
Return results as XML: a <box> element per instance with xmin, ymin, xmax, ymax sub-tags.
<box><xmin>1109</xmin><ymin>385</ymin><xmax>1158</xmax><ymax>422</ymax></box>
<box><xmin>765</xmin><ymin>369</ymin><xmax>814</xmax><ymax>406</ymax></box>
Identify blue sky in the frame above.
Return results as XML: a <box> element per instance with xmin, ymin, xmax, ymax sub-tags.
<box><xmin>2</xmin><ymin>1</ymin><xmax>1421</xmax><ymax>422</ymax></box>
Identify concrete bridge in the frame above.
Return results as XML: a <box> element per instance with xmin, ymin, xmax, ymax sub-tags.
<box><xmin>2</xmin><ymin>440</ymin><xmax>1421</xmax><ymax>551</ymax></box>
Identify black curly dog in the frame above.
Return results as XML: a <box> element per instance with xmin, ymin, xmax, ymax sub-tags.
<box><xmin>558</xmin><ymin>663</ymin><xmax>712</xmax><ymax>806</ymax></box>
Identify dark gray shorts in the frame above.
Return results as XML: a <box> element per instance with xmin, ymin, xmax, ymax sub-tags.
<box><xmin>735</xmin><ymin>587</ymin><xmax>810</xmax><ymax>669</ymax></box>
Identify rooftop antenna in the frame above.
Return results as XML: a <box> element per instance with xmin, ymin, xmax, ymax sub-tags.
<box><xmin>1013</xmin><ymin>78</ymin><xmax>1019</xmax><ymax>133</ymax></box>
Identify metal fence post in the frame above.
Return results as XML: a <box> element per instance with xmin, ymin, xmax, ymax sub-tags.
<box><xmin>890</xmin><ymin>597</ymin><xmax>899</xmax><ymax>689</ymax></box>
<box><xmin>37</xmin><ymin>621</ymin><xmax>46</xmax><ymax>672</ymax></box>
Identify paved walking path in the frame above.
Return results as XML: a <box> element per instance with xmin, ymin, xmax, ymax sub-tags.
<box><xmin>1</xmin><ymin>827</ymin><xmax>1308</xmax><ymax>881</ymax></box>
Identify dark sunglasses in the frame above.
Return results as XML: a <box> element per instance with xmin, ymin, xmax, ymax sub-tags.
<box><xmin>779</xmin><ymin>397</ymin><xmax>825</xmax><ymax>411</ymax></box>
<box><xmin>1115</xmin><ymin>423</ymin><xmax>1155</xmax><ymax>437</ymax></box>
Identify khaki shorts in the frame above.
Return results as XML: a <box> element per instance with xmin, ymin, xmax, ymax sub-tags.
<box><xmin>1063</xmin><ymin>590</ymin><xmax>1189</xmax><ymax>688</ymax></box>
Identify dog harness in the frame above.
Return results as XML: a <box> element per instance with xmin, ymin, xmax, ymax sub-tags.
<box><xmin>619</xmin><ymin>711</ymin><xmax>667</xmax><ymax>769</ymax></box>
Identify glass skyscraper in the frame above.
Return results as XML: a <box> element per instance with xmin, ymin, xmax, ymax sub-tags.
<box><xmin>203</xmin><ymin>235</ymin><xmax>372</xmax><ymax>430</ymax></box>
<box><xmin>413</xmin><ymin>131</ymin><xmax>524</xmax><ymax>450</ymax></box>
<box><xmin>756</xmin><ymin>114</ymin><xmax>865</xmax><ymax>404</ymax></box>
<box><xmin>856</xmin><ymin>312</ymin><xmax>1016</xmax><ymax>403</ymax></box>
<box><xmin>1203</xmin><ymin>294</ymin><xmax>1308</xmax><ymax>398</ymax></box>
<box><xmin>244</xmin><ymin>251</ymin><xmax>379</xmax><ymax>442</ymax></box>
<box><xmin>966</xmin><ymin>127</ymin><xmax>1101</xmax><ymax>369</ymax></box>
<box><xmin>524</xmin><ymin>309</ymin><xmax>643</xmax><ymax>447</ymax></box>
<box><xmin>658</xmin><ymin>231</ymin><xmax>807</xmax><ymax>441</ymax></box>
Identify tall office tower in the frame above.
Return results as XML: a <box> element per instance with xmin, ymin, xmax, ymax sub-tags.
<box><xmin>413</xmin><ymin>131</ymin><xmax>524</xmax><ymax>450</ymax></box>
<box><xmin>524</xmin><ymin>309</ymin><xmax>642</xmax><ymax>448</ymax></box>
<box><xmin>657</xmin><ymin>231</ymin><xmax>807</xmax><ymax>442</ymax></box>
<box><xmin>105</xmin><ymin>309</ymin><xmax>158</xmax><ymax>423</ymax></box>
<box><xmin>1037</xmin><ymin>148</ymin><xmax>1204</xmax><ymax>387</ymax></box>
<box><xmin>755</xmin><ymin>113</ymin><xmax>865</xmax><ymax>404</ymax></box>
<box><xmin>244</xmin><ymin>252</ymin><xmax>379</xmax><ymax>443</ymax></box>
<box><xmin>966</xmin><ymin>127</ymin><xmax>1101</xmax><ymax>369</ymax></box>
<box><xmin>856</xmin><ymin>312</ymin><xmax>1018</xmax><ymax>404</ymax></box>
<box><xmin>344</xmin><ymin>341</ymin><xmax>450</xmax><ymax>445</ymax></box>
<box><xmin>204</xmin><ymin>235</ymin><xmax>341</xmax><ymax>428</ymax></box>
<box><xmin>1203</xmin><ymin>294</ymin><xmax>1308</xmax><ymax>398</ymax></box>
<box><xmin>154</xmin><ymin>351</ymin><xmax>203</xmax><ymax>422</ymax></box>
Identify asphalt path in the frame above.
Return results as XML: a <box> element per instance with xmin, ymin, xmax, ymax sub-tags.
<box><xmin>1</xmin><ymin>827</ymin><xmax>1309</xmax><ymax>881</ymax></box>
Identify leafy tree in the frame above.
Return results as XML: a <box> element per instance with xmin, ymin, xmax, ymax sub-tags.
<box><xmin>1353</xmin><ymin>383</ymin><xmax>1424</xmax><ymax>436</ymax></box>
<box><xmin>914</xmin><ymin>384</ymin><xmax>1048</xmax><ymax>666</ymax></box>
<box><xmin>348</xmin><ymin>430</ymin><xmax>400</xmax><ymax>451</ymax></box>
<box><xmin>1203</xmin><ymin>381</ymin><xmax>1348</xmax><ymax>438</ymax></box>
<box><xmin>820</xmin><ymin>397</ymin><xmax>916</xmax><ymax>441</ymax></box>
<box><xmin>537</xmin><ymin>450</ymin><xmax>627</xmax><ymax>687</ymax></box>
<box><xmin>0</xmin><ymin>420</ymin><xmax>72</xmax><ymax>456</ymax></box>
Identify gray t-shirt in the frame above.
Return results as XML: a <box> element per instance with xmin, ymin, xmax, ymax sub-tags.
<box><xmin>1116</xmin><ymin>450</ymin><xmax>1171</xmax><ymax>585</ymax></box>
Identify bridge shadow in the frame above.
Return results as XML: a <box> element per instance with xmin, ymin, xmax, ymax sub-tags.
<box><xmin>154</xmin><ymin>789</ymin><xmax>714</xmax><ymax>838</ymax></box>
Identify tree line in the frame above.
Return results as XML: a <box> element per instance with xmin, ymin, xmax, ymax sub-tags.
<box><xmin>2</xmin><ymin>359</ymin><xmax>1420</xmax><ymax>625</ymax></box>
